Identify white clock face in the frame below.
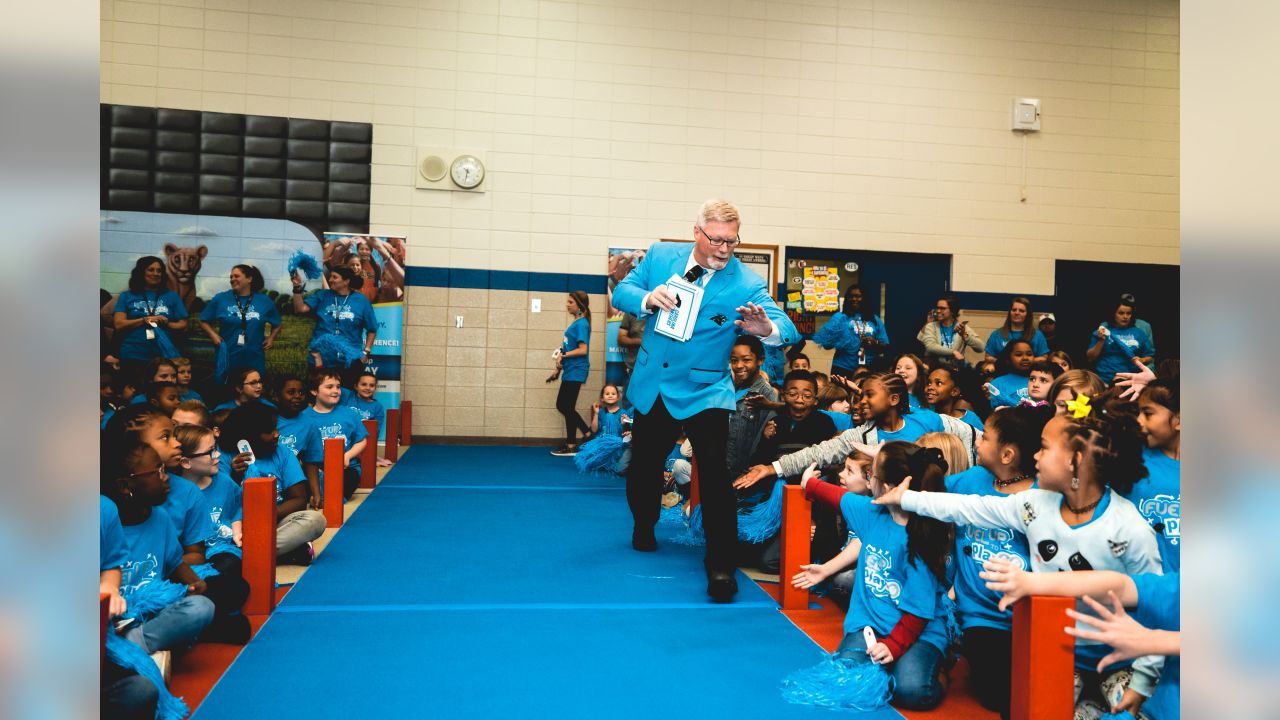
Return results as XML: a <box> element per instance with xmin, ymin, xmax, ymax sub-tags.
<box><xmin>450</xmin><ymin>155</ymin><xmax>484</xmax><ymax>189</ymax></box>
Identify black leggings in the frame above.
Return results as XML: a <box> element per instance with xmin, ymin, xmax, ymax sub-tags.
<box><xmin>204</xmin><ymin>552</ymin><xmax>250</xmax><ymax>617</ymax></box>
<box><xmin>556</xmin><ymin>380</ymin><xmax>590</xmax><ymax>444</ymax></box>
<box><xmin>962</xmin><ymin>626</ymin><xmax>1012</xmax><ymax>719</ymax></box>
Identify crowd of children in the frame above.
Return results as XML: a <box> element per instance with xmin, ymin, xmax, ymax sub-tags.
<box><xmin>100</xmin><ymin>346</ymin><xmax>391</xmax><ymax>718</ymax></box>
<box><xmin>558</xmin><ymin>285</ymin><xmax>1179</xmax><ymax>719</ymax></box>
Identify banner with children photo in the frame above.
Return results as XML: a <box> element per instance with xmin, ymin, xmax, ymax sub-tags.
<box><xmin>606</xmin><ymin>246</ymin><xmax>647</xmax><ymax>387</ymax></box>
<box><xmin>99</xmin><ymin>212</ymin><xmax>406</xmax><ymax>440</ymax></box>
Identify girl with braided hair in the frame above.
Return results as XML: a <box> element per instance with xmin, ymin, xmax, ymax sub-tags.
<box><xmin>875</xmin><ymin>387</ymin><xmax>1164</xmax><ymax>719</ymax></box>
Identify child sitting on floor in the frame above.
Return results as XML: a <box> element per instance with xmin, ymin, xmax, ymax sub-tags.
<box><xmin>170</xmin><ymin>356</ymin><xmax>203</xmax><ymax>403</ymax></box>
<box><xmin>574</xmin><ymin>384</ymin><xmax>632</xmax><ymax>475</ymax></box>
<box><xmin>300</xmin><ymin>369</ymin><xmax>369</xmax><ymax>502</ymax></box>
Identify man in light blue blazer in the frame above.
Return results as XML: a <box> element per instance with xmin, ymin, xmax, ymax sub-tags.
<box><xmin>612</xmin><ymin>199</ymin><xmax>798</xmax><ymax>602</ymax></box>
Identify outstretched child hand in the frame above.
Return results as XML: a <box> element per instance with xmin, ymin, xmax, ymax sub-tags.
<box><xmin>980</xmin><ymin>558</ymin><xmax>1039</xmax><ymax>612</ymax></box>
<box><xmin>791</xmin><ymin>563</ymin><xmax>830</xmax><ymax>589</ymax></box>
<box><xmin>1114</xmin><ymin>359</ymin><xmax>1156</xmax><ymax>401</ymax></box>
<box><xmin>762</xmin><ymin>419</ymin><xmax>777</xmax><ymax>439</ymax></box>
<box><xmin>799</xmin><ymin>462</ymin><xmax>821</xmax><ymax>490</ymax></box>
<box><xmin>871</xmin><ymin>476</ymin><xmax>911</xmax><ymax>506</ymax></box>
<box><xmin>1066</xmin><ymin>591</ymin><xmax>1165</xmax><ymax>672</ymax></box>
<box><xmin>733</xmin><ymin>464</ymin><xmax>775</xmax><ymax>491</ymax></box>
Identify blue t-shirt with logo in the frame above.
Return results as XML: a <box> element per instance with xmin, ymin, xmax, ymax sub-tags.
<box><xmin>339</xmin><ymin>387</ymin><xmax>386</xmax><ymax>435</ymax></box>
<box><xmin>304</xmin><ymin>289</ymin><xmax>377</xmax><ymax>349</ymax></box>
<box><xmin>1127</xmin><ymin>447</ymin><xmax>1180</xmax><ymax>573</ymax></box>
<box><xmin>120</xmin><ymin>507</ymin><xmax>184</xmax><ymax>593</ymax></box>
<box><xmin>1089</xmin><ymin>324</ymin><xmax>1154</xmax><ymax>382</ymax></box>
<box><xmin>160</xmin><ymin>475</ymin><xmax>216</xmax><ymax>548</ymax></box>
<box><xmin>246</xmin><ymin>445</ymin><xmax>308</xmax><ymax>505</ymax></box>
<box><xmin>299</xmin><ymin>405</ymin><xmax>369</xmax><ymax>474</ymax></box>
<box><xmin>278</xmin><ymin>412</ymin><xmax>323</xmax><ymax>462</ymax></box>
<box><xmin>985</xmin><ymin>328</ymin><xmax>1050</xmax><ymax>358</ymax></box>
<box><xmin>876</xmin><ymin>409</ymin><xmax>948</xmax><ymax>444</ymax></box>
<box><xmin>988</xmin><ymin>373</ymin><xmax>1030</xmax><ymax>409</ymax></box>
<box><xmin>200</xmin><ymin>290</ymin><xmax>282</xmax><ymax>373</ymax></box>
<box><xmin>560</xmin><ymin>317</ymin><xmax>591</xmax><ymax>383</ymax></box>
<box><xmin>115</xmin><ymin>290</ymin><xmax>189</xmax><ymax>361</ymax></box>
<box><xmin>840</xmin><ymin>493</ymin><xmax>946</xmax><ymax>652</ymax></box>
<box><xmin>201</xmin><ymin>470</ymin><xmax>243</xmax><ymax>558</ymax></box>
<box><xmin>946</xmin><ymin>466</ymin><xmax>1035</xmax><ymax>631</ymax></box>
<box><xmin>100</xmin><ymin>496</ymin><xmax>129</xmax><ymax>571</ymax></box>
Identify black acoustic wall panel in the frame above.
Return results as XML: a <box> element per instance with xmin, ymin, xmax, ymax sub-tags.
<box><xmin>100</xmin><ymin>104</ymin><xmax>372</xmax><ymax>235</ymax></box>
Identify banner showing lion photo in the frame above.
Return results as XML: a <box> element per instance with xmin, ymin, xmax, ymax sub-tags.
<box><xmin>100</xmin><ymin>212</ymin><xmax>406</xmax><ymax>431</ymax></box>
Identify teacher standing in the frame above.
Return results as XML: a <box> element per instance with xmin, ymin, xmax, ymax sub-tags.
<box><xmin>199</xmin><ymin>264</ymin><xmax>282</xmax><ymax>377</ymax></box>
<box><xmin>612</xmin><ymin>199</ymin><xmax>797</xmax><ymax>603</ymax></box>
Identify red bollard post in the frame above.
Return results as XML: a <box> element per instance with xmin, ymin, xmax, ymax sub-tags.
<box><xmin>100</xmin><ymin>592</ymin><xmax>110</xmax><ymax>666</ymax></box>
<box><xmin>242</xmin><ymin>477</ymin><xmax>278</xmax><ymax>617</ymax></box>
<box><xmin>385</xmin><ymin>408</ymin><xmax>400</xmax><ymax>462</ymax></box>
<box><xmin>1011</xmin><ymin>596</ymin><xmax>1076</xmax><ymax>720</ymax></box>
<box><xmin>360</xmin><ymin>419</ymin><xmax>378</xmax><ymax>489</ymax></box>
<box><xmin>323</xmin><ymin>437</ymin><xmax>345</xmax><ymax>528</ymax></box>
<box><xmin>689</xmin><ymin>457</ymin><xmax>700</xmax><ymax>510</ymax></box>
<box><xmin>779</xmin><ymin>485</ymin><xmax>812</xmax><ymax>611</ymax></box>
<box><xmin>400</xmin><ymin>400</ymin><xmax>412</xmax><ymax>446</ymax></box>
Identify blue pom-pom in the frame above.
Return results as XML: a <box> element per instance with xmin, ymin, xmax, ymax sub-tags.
<box><xmin>214</xmin><ymin>339</ymin><xmax>232</xmax><ymax>384</ymax></box>
<box><xmin>939</xmin><ymin>593</ymin><xmax>962</xmax><ymax>651</ymax></box>
<box><xmin>738</xmin><ymin>480</ymin><xmax>784</xmax><ymax>543</ymax></box>
<box><xmin>309</xmin><ymin>333</ymin><xmax>363</xmax><ymax>366</ymax></box>
<box><xmin>781</xmin><ymin>653</ymin><xmax>894</xmax><ymax>711</ymax></box>
<box><xmin>121</xmin><ymin>580</ymin><xmax>189</xmax><ymax>621</ymax></box>
<box><xmin>1099</xmin><ymin>713</ymin><xmax>1138</xmax><ymax>720</ymax></box>
<box><xmin>574</xmin><ymin>433</ymin><xmax>628</xmax><ymax>475</ymax></box>
<box><xmin>659</xmin><ymin>503</ymin><xmax>686</xmax><ymax>526</ymax></box>
<box><xmin>669</xmin><ymin>503</ymin><xmax>705</xmax><ymax>546</ymax></box>
<box><xmin>153</xmin><ymin>326</ymin><xmax>180</xmax><ymax>360</ymax></box>
<box><xmin>106</xmin><ymin>630</ymin><xmax>191</xmax><ymax>720</ymax></box>
<box><xmin>288</xmin><ymin>249</ymin><xmax>324</xmax><ymax>280</ymax></box>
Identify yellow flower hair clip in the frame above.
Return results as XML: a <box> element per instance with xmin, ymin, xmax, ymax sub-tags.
<box><xmin>1065</xmin><ymin>393</ymin><xmax>1093</xmax><ymax>419</ymax></box>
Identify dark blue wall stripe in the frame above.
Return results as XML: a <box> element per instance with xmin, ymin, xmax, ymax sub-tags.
<box><xmin>407</xmin><ymin>266</ymin><xmax>607</xmax><ymax>294</ymax></box>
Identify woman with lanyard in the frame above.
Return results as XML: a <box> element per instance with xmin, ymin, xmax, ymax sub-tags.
<box><xmin>812</xmin><ymin>283</ymin><xmax>890</xmax><ymax>377</ymax></box>
<box><xmin>917</xmin><ymin>293</ymin><xmax>984</xmax><ymax>368</ymax></box>
<box><xmin>199</xmin><ymin>265</ymin><xmax>282</xmax><ymax>380</ymax></box>
<box><xmin>112</xmin><ymin>256</ymin><xmax>189</xmax><ymax>371</ymax></box>
<box><xmin>291</xmin><ymin>265</ymin><xmax>378</xmax><ymax>369</ymax></box>
<box><xmin>983</xmin><ymin>295</ymin><xmax>1050</xmax><ymax>363</ymax></box>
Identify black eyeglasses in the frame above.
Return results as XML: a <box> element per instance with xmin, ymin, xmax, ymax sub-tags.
<box><xmin>697</xmin><ymin>226</ymin><xmax>741</xmax><ymax>248</ymax></box>
<box><xmin>187</xmin><ymin>447</ymin><xmax>220</xmax><ymax>460</ymax></box>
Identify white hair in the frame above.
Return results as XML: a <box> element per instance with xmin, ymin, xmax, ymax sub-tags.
<box><xmin>696</xmin><ymin>199</ymin><xmax>740</xmax><ymax>227</ymax></box>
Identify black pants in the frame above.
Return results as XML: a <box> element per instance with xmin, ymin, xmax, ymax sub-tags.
<box><xmin>555</xmin><ymin>380</ymin><xmax>590</xmax><ymax>444</ymax></box>
<box><xmin>344</xmin><ymin>466</ymin><xmax>361</xmax><ymax>500</ymax></box>
<box><xmin>204</xmin><ymin>552</ymin><xmax>250</xmax><ymax>617</ymax></box>
<box><xmin>962</xmin><ymin>626</ymin><xmax>1012</xmax><ymax>719</ymax></box>
<box><xmin>629</xmin><ymin>397</ymin><xmax>734</xmax><ymax>571</ymax></box>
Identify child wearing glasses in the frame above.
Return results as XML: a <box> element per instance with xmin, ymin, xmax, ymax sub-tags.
<box><xmin>170</xmin><ymin>423</ymin><xmax>251</xmax><ymax>643</ymax></box>
<box><xmin>101</xmin><ymin>411</ymin><xmax>215</xmax><ymax>654</ymax></box>
<box><xmin>212</xmin><ymin>367</ymin><xmax>275</xmax><ymax>412</ymax></box>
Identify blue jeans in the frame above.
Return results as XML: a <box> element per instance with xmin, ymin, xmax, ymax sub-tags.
<box><xmin>124</xmin><ymin>595</ymin><xmax>215</xmax><ymax>653</ymax></box>
<box><xmin>837</xmin><ymin>629</ymin><xmax>945</xmax><ymax>711</ymax></box>
<box><xmin>102</xmin><ymin>662</ymin><xmax>158</xmax><ymax>720</ymax></box>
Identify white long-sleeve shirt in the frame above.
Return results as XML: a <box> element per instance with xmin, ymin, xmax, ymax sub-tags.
<box><xmin>901</xmin><ymin>487</ymin><xmax>1165</xmax><ymax>696</ymax></box>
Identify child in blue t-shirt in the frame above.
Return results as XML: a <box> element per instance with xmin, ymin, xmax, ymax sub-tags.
<box><xmin>894</xmin><ymin>354</ymin><xmax>927</xmax><ymax>411</ymax></box>
<box><xmin>101</xmin><ymin>435</ymin><xmax>214</xmax><ymax>654</ymax></box>
<box><xmin>817</xmin><ymin>383</ymin><xmax>855</xmax><ymax>432</ymax></box>
<box><xmin>100</xmin><ymin>495</ymin><xmax>130</xmax><ymax>619</ymax></box>
<box><xmin>300</xmin><ymin>369</ymin><xmax>369</xmax><ymax>502</ymax></box>
<box><xmin>171</xmin><ymin>357</ymin><xmax>203</xmax><ymax>403</ymax></box>
<box><xmin>987</xmin><ymin>339</ymin><xmax>1035</xmax><ymax>409</ymax></box>
<box><xmin>1129</xmin><ymin>379</ymin><xmax>1180</xmax><ymax>573</ymax></box>
<box><xmin>575</xmin><ymin>383</ymin><xmax>632</xmax><ymax>474</ymax></box>
<box><xmin>923</xmin><ymin>366</ymin><xmax>987</xmax><ymax>432</ymax></box>
<box><xmin>942</xmin><ymin>404</ymin><xmax>1052</xmax><ymax>717</ymax></box>
<box><xmin>983</xmin><ymin>297</ymin><xmax>1050</xmax><ymax>362</ymax></box>
<box><xmin>551</xmin><ymin>291</ymin><xmax>592</xmax><ymax>456</ymax></box>
<box><xmin>340</xmin><ymin>369</ymin><xmax>387</xmax><ymax>443</ymax></box>
<box><xmin>274</xmin><ymin>375</ymin><xmax>323</xmax><ymax>465</ymax></box>
<box><xmin>170</xmin><ymin>423</ymin><xmax>251</xmax><ymax>643</ymax></box>
<box><xmin>212</xmin><ymin>367</ymin><xmax>276</xmax><ymax>412</ymax></box>
<box><xmin>220</xmin><ymin>401</ymin><xmax>326</xmax><ymax>565</ymax></box>
<box><xmin>791</xmin><ymin>442</ymin><xmax>955</xmax><ymax>711</ymax></box>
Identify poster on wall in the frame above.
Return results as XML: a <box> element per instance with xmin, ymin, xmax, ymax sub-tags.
<box><xmin>734</xmin><ymin>244</ymin><xmax>778</xmax><ymax>299</ymax></box>
<box><xmin>321</xmin><ymin>232</ymin><xmax>407</xmax><ymax>440</ymax></box>
<box><xmin>783</xmin><ymin>258</ymin><xmax>860</xmax><ymax>335</ymax></box>
<box><xmin>605</xmin><ymin>246</ymin><xmax>648</xmax><ymax>386</ymax></box>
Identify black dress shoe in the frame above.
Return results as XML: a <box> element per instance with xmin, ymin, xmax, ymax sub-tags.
<box><xmin>707</xmin><ymin>570</ymin><xmax>738</xmax><ymax>603</ymax></box>
<box><xmin>632</xmin><ymin>527</ymin><xmax>657</xmax><ymax>552</ymax></box>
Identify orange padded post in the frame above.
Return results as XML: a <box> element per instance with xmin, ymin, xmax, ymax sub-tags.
<box><xmin>385</xmin><ymin>408</ymin><xmax>400</xmax><ymax>461</ymax></box>
<box><xmin>360</xmin><ymin>419</ymin><xmax>378</xmax><ymax>489</ymax></box>
<box><xmin>400</xmin><ymin>400</ymin><xmax>412</xmax><ymax>446</ymax></box>
<box><xmin>242</xmin><ymin>477</ymin><xmax>277</xmax><ymax>616</ymax></box>
<box><xmin>100</xmin><ymin>592</ymin><xmax>110</xmax><ymax>666</ymax></box>
<box><xmin>779</xmin><ymin>484</ymin><xmax>812</xmax><ymax>611</ymax></box>
<box><xmin>323</xmin><ymin>437</ymin><xmax>345</xmax><ymax>528</ymax></box>
<box><xmin>1011</xmin><ymin>596</ymin><xmax>1075</xmax><ymax>720</ymax></box>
